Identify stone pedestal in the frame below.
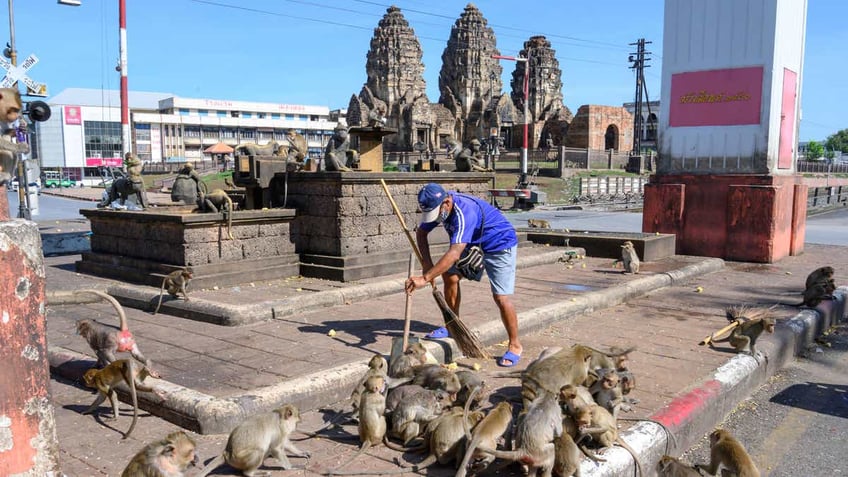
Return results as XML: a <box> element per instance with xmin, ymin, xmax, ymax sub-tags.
<box><xmin>350</xmin><ymin>126</ymin><xmax>397</xmax><ymax>172</ymax></box>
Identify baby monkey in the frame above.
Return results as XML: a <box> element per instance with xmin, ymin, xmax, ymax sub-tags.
<box><xmin>153</xmin><ymin>268</ymin><xmax>193</xmax><ymax>315</ymax></box>
<box><xmin>121</xmin><ymin>430</ymin><xmax>198</xmax><ymax>477</ymax></box>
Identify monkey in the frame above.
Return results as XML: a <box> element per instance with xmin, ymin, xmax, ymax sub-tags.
<box><xmin>797</xmin><ymin>277</ymin><xmax>836</xmax><ymax>307</ymax></box>
<box><xmin>455</xmin><ymin>369</ymin><xmax>486</xmax><ymax>407</ymax></box>
<box><xmin>553</xmin><ymin>430</ymin><xmax>583</xmax><ymax>477</ymax></box>
<box><xmin>324</xmin><ymin>375</ymin><xmax>387</xmax><ymax>474</ymax></box>
<box><xmin>388</xmin><ymin>342</ymin><xmax>434</xmax><ymax>379</ymax></box>
<box><xmin>657</xmin><ymin>455</ymin><xmax>702</xmax><ymax>477</ymax></box>
<box><xmin>197</xmin><ymin>404</ymin><xmax>309</xmax><ymax>477</ymax></box>
<box><xmin>528</xmin><ymin>218</ymin><xmax>552</xmax><ymax>229</ymax></box>
<box><xmin>559</xmin><ymin>384</ymin><xmax>594</xmax><ymax>416</ymax></box>
<box><xmin>619</xmin><ymin>240</ymin><xmax>641</xmax><ymax>274</ymax></box>
<box><xmin>618</xmin><ymin>370</ymin><xmax>639</xmax><ymax>411</ymax></box>
<box><xmin>709</xmin><ymin>307</ymin><xmax>776</xmax><ymax>360</ymax></box>
<box><xmin>410</xmin><ymin>364</ymin><xmax>462</xmax><ymax>395</ymax></box>
<box><xmin>153</xmin><ymin>268</ymin><xmax>193</xmax><ymax>315</ymax></box>
<box><xmin>82</xmin><ymin>359</ymin><xmax>164</xmax><ymax>439</ymax></box>
<box><xmin>224</xmin><ymin>176</ymin><xmax>236</xmax><ymax>189</ymax></box>
<box><xmin>121</xmin><ymin>430</ymin><xmax>198</xmax><ymax>477</ymax></box>
<box><xmin>695</xmin><ymin>428</ymin><xmax>760</xmax><ymax>477</ymax></box>
<box><xmin>520</xmin><ymin>345</ymin><xmax>631</xmax><ymax>409</ymax></box>
<box><xmin>388</xmin><ymin>388</ymin><xmax>452</xmax><ymax>446</ymax></box>
<box><xmin>479</xmin><ymin>391</ymin><xmax>562</xmax><ymax>477</ymax></box>
<box><xmin>585</xmin><ymin>346</ymin><xmax>635</xmax><ymax>385</ymax></box>
<box><xmin>805</xmin><ymin>265</ymin><xmax>834</xmax><ymax>290</ymax></box>
<box><xmin>197</xmin><ymin>188</ymin><xmax>234</xmax><ymax>240</ymax></box>
<box><xmin>456</xmin><ymin>392</ymin><xmax>513</xmax><ymax>477</ymax></box>
<box><xmin>47</xmin><ymin>289</ymin><xmax>157</xmax><ymax>374</ymax></box>
<box><xmin>234</xmin><ymin>140</ymin><xmax>282</xmax><ymax>157</ymax></box>
<box><xmin>590</xmin><ymin>369</ymin><xmax>624</xmax><ymax>418</ymax></box>
<box><xmin>0</xmin><ymin>88</ymin><xmax>29</xmax><ymax>186</ymax></box>
<box><xmin>573</xmin><ymin>403</ymin><xmax>643</xmax><ymax>477</ymax></box>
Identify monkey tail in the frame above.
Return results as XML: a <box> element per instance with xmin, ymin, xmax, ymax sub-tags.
<box><xmin>615</xmin><ymin>437</ymin><xmax>644</xmax><ymax>477</ymax></box>
<box><xmin>122</xmin><ymin>361</ymin><xmax>139</xmax><ymax>440</ymax></box>
<box><xmin>153</xmin><ymin>277</ymin><xmax>168</xmax><ymax>315</ymax></box>
<box><xmin>196</xmin><ymin>454</ymin><xmax>226</xmax><ymax>477</ymax></box>
<box><xmin>225</xmin><ymin>196</ymin><xmax>234</xmax><ymax>240</ymax></box>
<box><xmin>462</xmin><ymin>385</ymin><xmax>481</xmax><ymax>441</ymax></box>
<box><xmin>49</xmin><ymin>290</ymin><xmax>129</xmax><ymax>331</ymax></box>
<box><xmin>578</xmin><ymin>443</ymin><xmax>607</xmax><ymax>462</ymax></box>
<box><xmin>382</xmin><ymin>434</ymin><xmax>427</xmax><ymax>453</ymax></box>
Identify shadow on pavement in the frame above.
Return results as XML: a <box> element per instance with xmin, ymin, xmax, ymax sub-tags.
<box><xmin>770</xmin><ymin>382</ymin><xmax>848</xmax><ymax>419</ymax></box>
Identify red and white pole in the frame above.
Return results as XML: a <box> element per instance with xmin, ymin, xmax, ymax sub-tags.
<box><xmin>491</xmin><ymin>54</ymin><xmax>530</xmax><ymax>181</ymax></box>
<box><xmin>119</xmin><ymin>0</ymin><xmax>130</xmax><ymax>157</ymax></box>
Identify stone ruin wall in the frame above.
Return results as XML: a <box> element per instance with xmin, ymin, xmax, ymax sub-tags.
<box><xmin>565</xmin><ymin>105</ymin><xmax>634</xmax><ymax>151</ymax></box>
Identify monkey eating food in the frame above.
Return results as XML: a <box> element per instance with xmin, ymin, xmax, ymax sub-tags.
<box><xmin>153</xmin><ymin>268</ymin><xmax>193</xmax><ymax>315</ymax></box>
<box><xmin>121</xmin><ymin>430</ymin><xmax>198</xmax><ymax>477</ymax></box>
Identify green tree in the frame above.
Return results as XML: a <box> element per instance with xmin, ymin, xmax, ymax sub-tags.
<box><xmin>806</xmin><ymin>140</ymin><xmax>824</xmax><ymax>161</ymax></box>
<box><xmin>825</xmin><ymin>128</ymin><xmax>848</xmax><ymax>153</ymax></box>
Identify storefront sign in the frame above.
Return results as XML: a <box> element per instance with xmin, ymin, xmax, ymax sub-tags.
<box><xmin>85</xmin><ymin>158</ymin><xmax>123</xmax><ymax>167</ymax></box>
<box><xmin>64</xmin><ymin>105</ymin><xmax>82</xmax><ymax>125</ymax></box>
<box><xmin>669</xmin><ymin>66</ymin><xmax>763</xmax><ymax>127</ymax></box>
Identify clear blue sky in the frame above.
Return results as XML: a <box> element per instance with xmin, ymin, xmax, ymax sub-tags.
<box><xmin>6</xmin><ymin>0</ymin><xmax>844</xmax><ymax>142</ymax></box>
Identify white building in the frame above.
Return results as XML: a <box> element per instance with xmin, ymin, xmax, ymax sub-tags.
<box><xmin>34</xmin><ymin>88</ymin><xmax>339</xmax><ymax>183</ymax></box>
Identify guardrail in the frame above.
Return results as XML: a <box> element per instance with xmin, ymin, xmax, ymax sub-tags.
<box><xmin>808</xmin><ymin>185</ymin><xmax>848</xmax><ymax>210</ymax></box>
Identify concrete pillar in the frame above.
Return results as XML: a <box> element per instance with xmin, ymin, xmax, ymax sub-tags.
<box><xmin>0</xmin><ymin>220</ymin><xmax>62</xmax><ymax>476</ymax></box>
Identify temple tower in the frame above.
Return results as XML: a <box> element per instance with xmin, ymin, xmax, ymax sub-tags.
<box><xmin>438</xmin><ymin>3</ymin><xmax>502</xmax><ymax>142</ymax></box>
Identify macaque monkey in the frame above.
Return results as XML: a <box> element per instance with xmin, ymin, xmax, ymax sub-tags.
<box><xmin>554</xmin><ymin>431</ymin><xmax>582</xmax><ymax>477</ymax></box>
<box><xmin>573</xmin><ymin>404</ymin><xmax>643</xmax><ymax>477</ymax></box>
<box><xmin>389</xmin><ymin>388</ymin><xmax>452</xmax><ymax>445</ymax></box>
<box><xmin>709</xmin><ymin>307</ymin><xmax>776</xmax><ymax>359</ymax></box>
<box><xmin>805</xmin><ymin>266</ymin><xmax>834</xmax><ymax>290</ymax></box>
<box><xmin>696</xmin><ymin>428</ymin><xmax>760</xmax><ymax>477</ymax></box>
<box><xmin>388</xmin><ymin>342</ymin><xmax>436</xmax><ymax>378</ymax></box>
<box><xmin>197</xmin><ymin>404</ymin><xmax>309</xmax><ymax>477</ymax></box>
<box><xmin>410</xmin><ymin>364</ymin><xmax>462</xmax><ymax>395</ymax></box>
<box><xmin>234</xmin><ymin>140</ymin><xmax>281</xmax><ymax>157</ymax></box>
<box><xmin>528</xmin><ymin>218</ymin><xmax>551</xmax><ymax>229</ymax></box>
<box><xmin>657</xmin><ymin>455</ymin><xmax>702</xmax><ymax>477</ymax></box>
<box><xmin>82</xmin><ymin>359</ymin><xmax>164</xmax><ymax>439</ymax></box>
<box><xmin>455</xmin><ymin>369</ymin><xmax>486</xmax><ymax>407</ymax></box>
<box><xmin>618</xmin><ymin>240</ymin><xmax>641</xmax><ymax>274</ymax></box>
<box><xmin>328</xmin><ymin>375</ymin><xmax>386</xmax><ymax>473</ymax></box>
<box><xmin>456</xmin><ymin>391</ymin><xmax>513</xmax><ymax>477</ymax></box>
<box><xmin>798</xmin><ymin>274</ymin><xmax>836</xmax><ymax>307</ymax></box>
<box><xmin>559</xmin><ymin>384</ymin><xmax>594</xmax><ymax>415</ymax></box>
<box><xmin>590</xmin><ymin>369</ymin><xmax>624</xmax><ymax>418</ymax></box>
<box><xmin>0</xmin><ymin>88</ymin><xmax>28</xmax><ymax>186</ymax></box>
<box><xmin>121</xmin><ymin>430</ymin><xmax>198</xmax><ymax>477</ymax></box>
<box><xmin>480</xmin><ymin>392</ymin><xmax>562</xmax><ymax>477</ymax></box>
<box><xmin>197</xmin><ymin>188</ymin><xmax>234</xmax><ymax>240</ymax></box>
<box><xmin>153</xmin><ymin>268</ymin><xmax>193</xmax><ymax>315</ymax></box>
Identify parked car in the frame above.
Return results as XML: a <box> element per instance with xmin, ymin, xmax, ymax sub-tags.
<box><xmin>43</xmin><ymin>172</ymin><xmax>76</xmax><ymax>188</ymax></box>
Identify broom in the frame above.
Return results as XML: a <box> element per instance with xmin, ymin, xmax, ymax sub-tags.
<box><xmin>380</xmin><ymin>179</ymin><xmax>490</xmax><ymax>359</ymax></box>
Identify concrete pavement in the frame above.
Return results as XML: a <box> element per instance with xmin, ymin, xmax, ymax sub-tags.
<box><xmin>41</xmin><ymin>225</ymin><xmax>847</xmax><ymax>476</ymax></box>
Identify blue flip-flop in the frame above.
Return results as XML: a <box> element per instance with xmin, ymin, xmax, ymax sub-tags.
<box><xmin>425</xmin><ymin>326</ymin><xmax>449</xmax><ymax>339</ymax></box>
<box><xmin>498</xmin><ymin>350</ymin><xmax>521</xmax><ymax>368</ymax></box>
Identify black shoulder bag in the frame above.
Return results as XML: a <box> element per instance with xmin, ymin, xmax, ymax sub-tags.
<box><xmin>455</xmin><ymin>196</ymin><xmax>486</xmax><ymax>281</ymax></box>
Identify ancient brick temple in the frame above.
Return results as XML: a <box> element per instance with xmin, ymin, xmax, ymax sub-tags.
<box><xmin>438</xmin><ymin>3</ymin><xmax>502</xmax><ymax>142</ymax></box>
<box><xmin>509</xmin><ymin>35</ymin><xmax>573</xmax><ymax>148</ymax></box>
<box><xmin>565</xmin><ymin>105</ymin><xmax>633</xmax><ymax>151</ymax></box>
<box><xmin>347</xmin><ymin>6</ymin><xmax>455</xmax><ymax>152</ymax></box>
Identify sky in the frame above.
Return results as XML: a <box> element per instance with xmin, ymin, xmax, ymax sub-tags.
<box><xmin>5</xmin><ymin>0</ymin><xmax>846</xmax><ymax>142</ymax></box>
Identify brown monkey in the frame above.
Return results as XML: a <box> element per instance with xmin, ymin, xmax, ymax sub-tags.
<box><xmin>554</xmin><ymin>431</ymin><xmax>583</xmax><ymax>477</ymax></box>
<box><xmin>410</xmin><ymin>364</ymin><xmax>462</xmax><ymax>395</ymax></box>
<box><xmin>695</xmin><ymin>428</ymin><xmax>760</xmax><ymax>477</ymax></box>
<box><xmin>197</xmin><ymin>188</ymin><xmax>234</xmax><ymax>240</ymax></box>
<box><xmin>456</xmin><ymin>393</ymin><xmax>513</xmax><ymax>477</ymax></box>
<box><xmin>528</xmin><ymin>218</ymin><xmax>552</xmax><ymax>229</ymax></box>
<box><xmin>49</xmin><ymin>289</ymin><xmax>156</xmax><ymax>374</ymax></box>
<box><xmin>805</xmin><ymin>266</ymin><xmax>834</xmax><ymax>290</ymax></box>
<box><xmin>82</xmin><ymin>359</ymin><xmax>164</xmax><ymax>439</ymax></box>
<box><xmin>559</xmin><ymin>384</ymin><xmax>594</xmax><ymax>415</ymax></box>
<box><xmin>798</xmin><ymin>277</ymin><xmax>836</xmax><ymax>307</ymax></box>
<box><xmin>590</xmin><ymin>369</ymin><xmax>624</xmax><ymax>418</ymax></box>
<box><xmin>0</xmin><ymin>88</ymin><xmax>29</xmax><ymax>186</ymax></box>
<box><xmin>388</xmin><ymin>388</ymin><xmax>452</xmax><ymax>445</ymax></box>
<box><xmin>326</xmin><ymin>375</ymin><xmax>387</xmax><ymax>474</ymax></box>
<box><xmin>480</xmin><ymin>391</ymin><xmax>562</xmax><ymax>477</ymax></box>
<box><xmin>197</xmin><ymin>404</ymin><xmax>309</xmax><ymax>477</ymax></box>
<box><xmin>619</xmin><ymin>241</ymin><xmax>641</xmax><ymax>274</ymax></box>
<box><xmin>121</xmin><ymin>430</ymin><xmax>198</xmax><ymax>477</ymax></box>
<box><xmin>618</xmin><ymin>370</ymin><xmax>639</xmax><ymax>411</ymax></box>
<box><xmin>234</xmin><ymin>140</ymin><xmax>281</xmax><ymax>157</ymax></box>
<box><xmin>573</xmin><ymin>404</ymin><xmax>643</xmax><ymax>477</ymax></box>
<box><xmin>388</xmin><ymin>342</ymin><xmax>434</xmax><ymax>378</ymax></box>
<box><xmin>153</xmin><ymin>268</ymin><xmax>193</xmax><ymax>315</ymax></box>
<box><xmin>455</xmin><ymin>369</ymin><xmax>486</xmax><ymax>407</ymax></box>
<box><xmin>709</xmin><ymin>307</ymin><xmax>776</xmax><ymax>359</ymax></box>
<box><xmin>657</xmin><ymin>455</ymin><xmax>702</xmax><ymax>477</ymax></box>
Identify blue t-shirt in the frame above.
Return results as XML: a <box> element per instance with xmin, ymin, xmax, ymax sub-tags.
<box><xmin>420</xmin><ymin>192</ymin><xmax>518</xmax><ymax>253</ymax></box>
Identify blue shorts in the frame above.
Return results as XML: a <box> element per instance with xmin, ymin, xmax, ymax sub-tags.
<box><xmin>449</xmin><ymin>245</ymin><xmax>517</xmax><ymax>295</ymax></box>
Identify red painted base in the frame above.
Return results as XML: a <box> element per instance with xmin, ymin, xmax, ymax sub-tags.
<box><xmin>642</xmin><ymin>174</ymin><xmax>807</xmax><ymax>263</ymax></box>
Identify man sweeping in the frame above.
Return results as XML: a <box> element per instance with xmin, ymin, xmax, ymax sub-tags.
<box><xmin>404</xmin><ymin>183</ymin><xmax>523</xmax><ymax>367</ymax></box>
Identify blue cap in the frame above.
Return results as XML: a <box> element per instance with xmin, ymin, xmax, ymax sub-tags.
<box><xmin>418</xmin><ymin>183</ymin><xmax>447</xmax><ymax>224</ymax></box>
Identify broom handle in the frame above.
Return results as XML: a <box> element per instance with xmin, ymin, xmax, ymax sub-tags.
<box><xmin>380</xmin><ymin>179</ymin><xmax>437</xmax><ymax>290</ymax></box>
<box><xmin>402</xmin><ymin>253</ymin><xmax>414</xmax><ymax>352</ymax></box>
<box><xmin>699</xmin><ymin>321</ymin><xmax>740</xmax><ymax>346</ymax></box>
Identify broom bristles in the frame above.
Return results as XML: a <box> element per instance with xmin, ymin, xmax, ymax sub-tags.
<box><xmin>432</xmin><ymin>288</ymin><xmax>491</xmax><ymax>359</ymax></box>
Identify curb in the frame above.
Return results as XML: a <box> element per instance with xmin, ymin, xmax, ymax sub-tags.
<box><xmin>578</xmin><ymin>288</ymin><xmax>848</xmax><ymax>477</ymax></box>
<box><xmin>106</xmin><ymin>248</ymin><xmax>581</xmax><ymax>325</ymax></box>
<box><xmin>48</xmin><ymin>255</ymin><xmax>723</xmax><ymax>435</ymax></box>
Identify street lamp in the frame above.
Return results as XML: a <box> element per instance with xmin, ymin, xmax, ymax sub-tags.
<box><xmin>492</xmin><ymin>53</ymin><xmax>529</xmax><ymax>186</ymax></box>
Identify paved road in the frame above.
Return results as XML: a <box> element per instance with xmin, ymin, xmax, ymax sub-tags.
<box><xmin>682</xmin><ymin>323</ymin><xmax>848</xmax><ymax>476</ymax></box>
<box><xmin>6</xmin><ymin>189</ymin><xmax>97</xmax><ymax>222</ymax></box>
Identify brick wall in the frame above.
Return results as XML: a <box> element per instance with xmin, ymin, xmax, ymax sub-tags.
<box><xmin>565</xmin><ymin>105</ymin><xmax>634</xmax><ymax>151</ymax></box>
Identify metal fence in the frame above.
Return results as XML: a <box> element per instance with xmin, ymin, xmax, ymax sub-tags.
<box><xmin>797</xmin><ymin>161</ymin><xmax>848</xmax><ymax>174</ymax></box>
<box><xmin>808</xmin><ymin>185</ymin><xmax>848</xmax><ymax>209</ymax></box>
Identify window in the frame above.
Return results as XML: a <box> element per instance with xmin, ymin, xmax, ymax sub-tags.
<box><xmin>299</xmin><ymin>115</ymin><xmax>308</xmax><ymax>121</ymax></box>
<box><xmin>202</xmin><ymin>127</ymin><xmax>218</xmax><ymax>138</ymax></box>
<box><xmin>273</xmin><ymin>130</ymin><xmax>286</xmax><ymax>140</ymax></box>
<box><xmin>271</xmin><ymin>113</ymin><xmax>281</xmax><ymax>120</ymax></box>
<box><xmin>258</xmin><ymin>130</ymin><xmax>273</xmax><ymax>140</ymax></box>
<box><xmin>242</xmin><ymin>112</ymin><xmax>252</xmax><ymax>119</ymax></box>
<box><xmin>240</xmin><ymin>129</ymin><xmax>255</xmax><ymax>139</ymax></box>
<box><xmin>258</xmin><ymin>113</ymin><xmax>266</xmax><ymax>119</ymax></box>
<box><xmin>310</xmin><ymin>115</ymin><xmax>319</xmax><ymax>121</ymax></box>
<box><xmin>134</xmin><ymin>123</ymin><xmax>151</xmax><ymax>141</ymax></box>
<box><xmin>184</xmin><ymin>126</ymin><xmax>201</xmax><ymax>138</ymax></box>
<box><xmin>83</xmin><ymin>120</ymin><xmax>122</xmax><ymax>158</ymax></box>
<box><xmin>221</xmin><ymin>128</ymin><xmax>236</xmax><ymax>139</ymax></box>
<box><xmin>179</xmin><ymin>108</ymin><xmax>189</xmax><ymax>116</ymax></box>
<box><xmin>217</xmin><ymin>110</ymin><xmax>226</xmax><ymax>117</ymax></box>
<box><xmin>136</xmin><ymin>143</ymin><xmax>151</xmax><ymax>153</ymax></box>
<box><xmin>198</xmin><ymin>109</ymin><xmax>209</xmax><ymax>116</ymax></box>
<box><xmin>285</xmin><ymin>114</ymin><xmax>294</xmax><ymax>120</ymax></box>
<box><xmin>230</xmin><ymin>111</ymin><xmax>240</xmax><ymax>118</ymax></box>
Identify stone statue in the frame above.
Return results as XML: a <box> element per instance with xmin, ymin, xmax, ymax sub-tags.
<box><xmin>98</xmin><ymin>153</ymin><xmax>148</xmax><ymax>209</ymax></box>
<box><xmin>171</xmin><ymin>162</ymin><xmax>203</xmax><ymax>205</ymax></box>
<box><xmin>324</xmin><ymin>124</ymin><xmax>359</xmax><ymax>172</ymax></box>
<box><xmin>449</xmin><ymin>137</ymin><xmax>491</xmax><ymax>172</ymax></box>
<box><xmin>367</xmin><ymin>106</ymin><xmax>387</xmax><ymax>128</ymax></box>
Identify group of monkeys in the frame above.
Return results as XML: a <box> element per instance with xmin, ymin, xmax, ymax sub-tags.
<box><xmin>67</xmin><ymin>264</ymin><xmax>837</xmax><ymax>476</ymax></box>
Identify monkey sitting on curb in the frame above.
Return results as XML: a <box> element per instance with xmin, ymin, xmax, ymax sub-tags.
<box><xmin>196</xmin><ymin>189</ymin><xmax>234</xmax><ymax>240</ymax></box>
<box><xmin>797</xmin><ymin>266</ymin><xmax>836</xmax><ymax>307</ymax></box>
<box><xmin>153</xmin><ymin>268</ymin><xmax>193</xmax><ymax>315</ymax></box>
<box><xmin>121</xmin><ymin>430</ymin><xmax>198</xmax><ymax>477</ymax></box>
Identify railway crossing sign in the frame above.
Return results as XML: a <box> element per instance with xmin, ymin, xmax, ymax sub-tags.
<box><xmin>0</xmin><ymin>53</ymin><xmax>47</xmax><ymax>96</ymax></box>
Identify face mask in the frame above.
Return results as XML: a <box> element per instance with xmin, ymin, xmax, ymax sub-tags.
<box><xmin>436</xmin><ymin>206</ymin><xmax>449</xmax><ymax>224</ymax></box>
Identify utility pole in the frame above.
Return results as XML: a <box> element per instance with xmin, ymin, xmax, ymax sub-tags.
<box><xmin>629</xmin><ymin>38</ymin><xmax>652</xmax><ymax>155</ymax></box>
<box><xmin>118</xmin><ymin>0</ymin><xmax>130</xmax><ymax>157</ymax></box>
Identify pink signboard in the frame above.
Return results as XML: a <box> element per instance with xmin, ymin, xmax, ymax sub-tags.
<box><xmin>64</xmin><ymin>106</ymin><xmax>82</xmax><ymax>125</ymax></box>
<box><xmin>668</xmin><ymin>66</ymin><xmax>763</xmax><ymax>127</ymax></box>
<box><xmin>85</xmin><ymin>158</ymin><xmax>123</xmax><ymax>167</ymax></box>
<box><xmin>778</xmin><ymin>68</ymin><xmax>797</xmax><ymax>169</ymax></box>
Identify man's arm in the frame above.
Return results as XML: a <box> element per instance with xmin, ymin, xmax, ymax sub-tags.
<box><xmin>416</xmin><ymin>226</ymin><xmax>435</xmax><ymax>272</ymax></box>
<box><xmin>422</xmin><ymin>243</ymin><xmax>466</xmax><ymax>283</ymax></box>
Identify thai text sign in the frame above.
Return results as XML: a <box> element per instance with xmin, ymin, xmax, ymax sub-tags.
<box><xmin>85</xmin><ymin>158</ymin><xmax>123</xmax><ymax>167</ymax></box>
<box><xmin>669</xmin><ymin>66</ymin><xmax>763</xmax><ymax>127</ymax></box>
